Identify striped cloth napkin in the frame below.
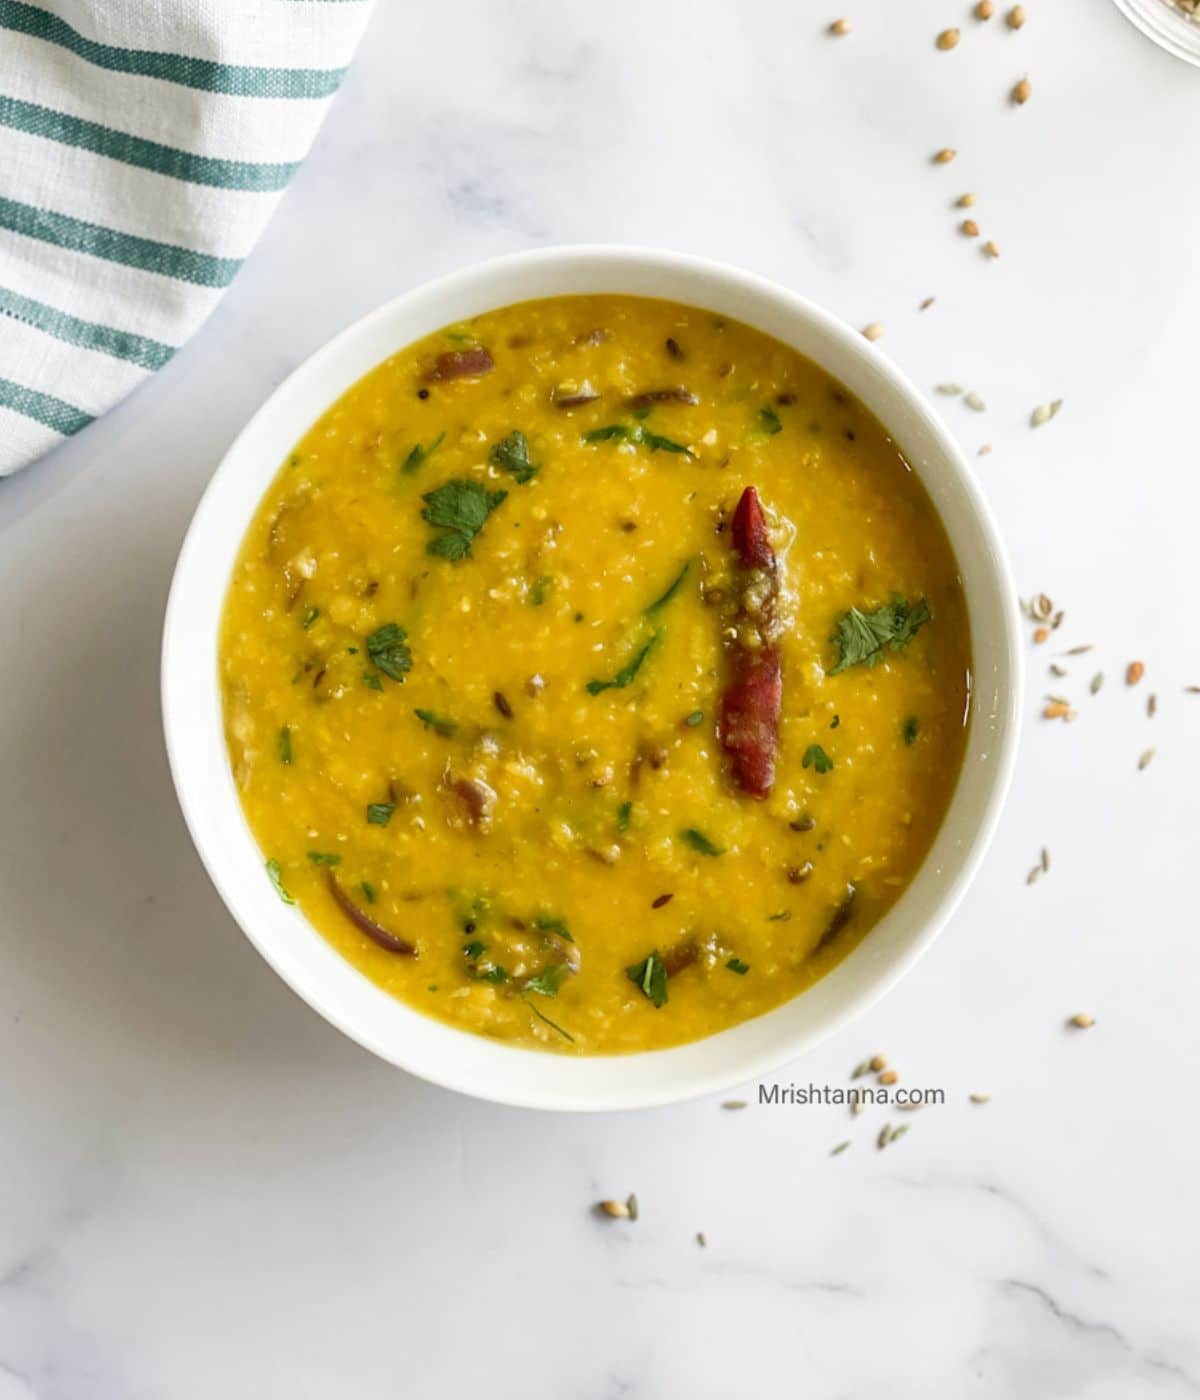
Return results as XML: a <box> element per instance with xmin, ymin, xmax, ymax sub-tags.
<box><xmin>0</xmin><ymin>0</ymin><xmax>374</xmax><ymax>477</ymax></box>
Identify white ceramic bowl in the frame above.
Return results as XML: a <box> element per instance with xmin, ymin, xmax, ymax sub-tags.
<box><xmin>162</xmin><ymin>246</ymin><xmax>1021</xmax><ymax>1111</ymax></box>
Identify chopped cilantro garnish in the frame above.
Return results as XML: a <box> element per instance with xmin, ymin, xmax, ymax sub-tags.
<box><xmin>365</xmin><ymin>623</ymin><xmax>412</xmax><ymax>682</ymax></box>
<box><xmin>307</xmin><ymin>851</ymin><xmax>342</xmax><ymax>867</ymax></box>
<box><xmin>582</xmin><ymin>423</ymin><xmax>693</xmax><ymax>457</ymax></box>
<box><xmin>362</xmin><ymin>673</ymin><xmax>383</xmax><ymax>691</ymax></box>
<box><xmin>526</xmin><ymin>1000</ymin><xmax>575</xmax><ymax>1041</ymax></box>
<box><xmin>685</xmin><ymin>710</ymin><xmax>704</xmax><ymax>727</ymax></box>
<box><xmin>767</xmin><ymin>910</ymin><xmax>791</xmax><ymax>923</ymax></box>
<box><xmin>421</xmin><ymin>479</ymin><xmax>507</xmax><ymax>560</ymax></box>
<box><xmin>830</xmin><ymin>595</ymin><xmax>932</xmax><ymax>674</ymax></box>
<box><xmin>524</xmin><ymin>963</ymin><xmax>570</xmax><ymax>998</ymax></box>
<box><xmin>626</xmin><ymin>952</ymin><xmax>669</xmax><ymax>1008</ymax></box>
<box><xmin>903</xmin><ymin>715</ymin><xmax>919</xmax><ymax>746</ymax></box>
<box><xmin>413</xmin><ymin>707</ymin><xmax>458</xmax><ymax>737</ymax></box>
<box><xmin>462</xmin><ymin>939</ymin><xmax>486</xmax><ymax>959</ymax></box>
<box><xmin>366</xmin><ymin>802</ymin><xmax>395</xmax><ymax>827</ymax></box>
<box><xmin>644</xmin><ymin>558</ymin><xmax>692</xmax><ymax>615</ymax></box>
<box><xmin>489</xmin><ymin>430</ymin><xmax>538</xmax><ymax>484</ymax></box>
<box><xmin>586</xmin><ymin>629</ymin><xmax>663</xmax><ymax>695</ymax></box>
<box><xmin>401</xmin><ymin>431</ymin><xmax>445</xmax><ymax>475</ymax></box>
<box><xmin>277</xmin><ymin>726</ymin><xmax>293</xmax><ymax>765</ymax></box>
<box><xmin>727</xmin><ymin>957</ymin><xmax>751</xmax><ymax>974</ymax></box>
<box><xmin>680</xmin><ymin>827</ymin><xmax>724</xmax><ymax>856</ymax></box>
<box><xmin>802</xmin><ymin>745</ymin><xmax>833</xmax><ymax>774</ymax></box>
<box><xmin>530</xmin><ymin>574</ymin><xmax>553</xmax><ymax>606</ymax></box>
<box><xmin>360</xmin><ymin>881</ymin><xmax>377</xmax><ymax>903</ymax></box>
<box><xmin>533</xmin><ymin>915</ymin><xmax>573</xmax><ymax>942</ymax></box>
<box><xmin>300</xmin><ymin>605</ymin><xmax>320</xmax><ymax>630</ymax></box>
<box><xmin>474</xmin><ymin>965</ymin><xmax>509</xmax><ymax>984</ymax></box>
<box><xmin>265</xmin><ymin>859</ymin><xmax>293</xmax><ymax>905</ymax></box>
<box><xmin>758</xmin><ymin>405</ymin><xmax>782</xmax><ymax>436</ymax></box>
<box><xmin>617</xmin><ymin>800</ymin><xmax>633</xmax><ymax>833</ymax></box>
<box><xmin>583</xmin><ymin>424</ymin><xmax>630</xmax><ymax>443</ymax></box>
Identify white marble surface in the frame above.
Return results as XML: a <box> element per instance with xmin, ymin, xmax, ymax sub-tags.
<box><xmin>2</xmin><ymin>1</ymin><xmax>1200</xmax><ymax>1394</ymax></box>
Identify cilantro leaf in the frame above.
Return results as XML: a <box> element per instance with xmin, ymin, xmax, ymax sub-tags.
<box><xmin>727</xmin><ymin>957</ymin><xmax>751</xmax><ymax>974</ymax></box>
<box><xmin>758</xmin><ymin>405</ymin><xmax>783</xmax><ymax>436</ymax></box>
<box><xmin>525</xmin><ymin>1000</ymin><xmax>575</xmax><ymax>1041</ymax></box>
<box><xmin>524</xmin><ymin>963</ymin><xmax>570</xmax><ymax>998</ymax></box>
<box><xmin>362</xmin><ymin>673</ymin><xmax>383</xmax><ymax>691</ymax></box>
<box><xmin>401</xmin><ymin>431</ymin><xmax>445</xmax><ymax>475</ymax></box>
<box><xmin>830</xmin><ymin>596</ymin><xmax>932</xmax><ymax>674</ymax></box>
<box><xmin>473</xmin><ymin>965</ymin><xmax>509</xmax><ymax>984</ymax></box>
<box><xmin>413</xmin><ymin>707</ymin><xmax>458</xmax><ymax>737</ymax></box>
<box><xmin>616</xmin><ymin>800</ymin><xmax>633</xmax><ymax>833</ymax></box>
<box><xmin>277</xmin><ymin>726</ymin><xmax>293</xmax><ymax>765</ymax></box>
<box><xmin>533</xmin><ymin>915</ymin><xmax>573</xmax><ymax>942</ymax></box>
<box><xmin>265</xmin><ymin>859</ymin><xmax>294</xmax><ymax>905</ymax></box>
<box><xmin>530</xmin><ymin>574</ymin><xmax>553</xmax><ymax>606</ymax></box>
<box><xmin>680</xmin><ymin>827</ymin><xmax>724</xmax><ymax>856</ymax></box>
<box><xmin>365</xmin><ymin>623</ymin><xmax>413</xmax><ymax>682</ymax></box>
<box><xmin>366</xmin><ymin>802</ymin><xmax>395</xmax><ymax>827</ymax></box>
<box><xmin>626</xmin><ymin>951</ymin><xmax>669</xmax><ymax>1008</ymax></box>
<box><xmin>489</xmin><ymin>430</ymin><xmax>538</xmax><ymax>484</ymax></box>
<box><xmin>421</xmin><ymin>479</ymin><xmax>508</xmax><ymax>560</ymax></box>
<box><xmin>583</xmin><ymin>424</ymin><xmax>630</xmax><ymax>443</ymax></box>
<box><xmin>582</xmin><ymin>423</ymin><xmax>693</xmax><ymax>457</ymax></box>
<box><xmin>586</xmin><ymin>629</ymin><xmax>663</xmax><ymax>695</ymax></box>
<box><xmin>300</xmin><ymin>605</ymin><xmax>320</xmax><ymax>630</ymax></box>
<box><xmin>307</xmin><ymin>851</ymin><xmax>342</xmax><ymax>867</ymax></box>
<box><xmin>802</xmin><ymin>744</ymin><xmax>833</xmax><ymax>774</ymax></box>
<box><xmin>644</xmin><ymin>558</ymin><xmax>692</xmax><ymax>615</ymax></box>
<box><xmin>903</xmin><ymin>715</ymin><xmax>919</xmax><ymax>746</ymax></box>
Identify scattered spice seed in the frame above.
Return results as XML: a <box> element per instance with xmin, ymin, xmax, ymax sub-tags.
<box><xmin>1031</xmin><ymin>400</ymin><xmax>1063</xmax><ymax>428</ymax></box>
<box><xmin>829</xmin><ymin>17</ymin><xmax>853</xmax><ymax>34</ymax></box>
<box><xmin>1026</xmin><ymin>866</ymin><xmax>1040</xmax><ymax>885</ymax></box>
<box><xmin>1043</xmin><ymin>701</ymin><xmax>1072</xmax><ymax>720</ymax></box>
<box><xmin>1041</xmin><ymin>846</ymin><xmax>1050</xmax><ymax>873</ymax></box>
<box><xmin>1068</xmin><ymin>1012</ymin><xmax>1095</xmax><ymax>1029</ymax></box>
<box><xmin>969</xmin><ymin>1092</ymin><xmax>992</xmax><ymax>1104</ymax></box>
<box><xmin>978</xmin><ymin>443</ymin><xmax>992</xmax><ymax>456</ymax></box>
<box><xmin>851</xmin><ymin>1059</ymin><xmax>873</xmax><ymax>1079</ymax></box>
<box><xmin>1090</xmin><ymin>672</ymin><xmax>1104</xmax><ymax>695</ymax></box>
<box><xmin>1138</xmin><ymin>748</ymin><xmax>1156</xmax><ymax>771</ymax></box>
<box><xmin>964</xmin><ymin>391</ymin><xmax>986</xmax><ymax>411</ymax></box>
<box><xmin>862</xmin><ymin>322</ymin><xmax>885</xmax><ymax>341</ymax></box>
<box><xmin>877</xmin><ymin>1124</ymin><xmax>894</xmax><ymax>1149</ymax></box>
<box><xmin>932</xmin><ymin>147</ymin><xmax>957</xmax><ymax>164</ymax></box>
<box><xmin>1007</xmin><ymin>4</ymin><xmax>1026</xmax><ymax>26</ymax></box>
<box><xmin>1051</xmin><ymin>611</ymin><xmax>1065</xmax><ymax>630</ymax></box>
<box><xmin>696</xmin><ymin>1231</ymin><xmax>707</xmax><ymax>1247</ymax></box>
<box><xmin>890</xmin><ymin>1124</ymin><xmax>910</xmax><ymax>1144</ymax></box>
<box><xmin>919</xmin><ymin>296</ymin><xmax>936</xmax><ymax>310</ymax></box>
<box><xmin>961</xmin><ymin>219</ymin><xmax>980</xmax><ymax>237</ymax></box>
<box><xmin>956</xmin><ymin>192</ymin><xmax>978</xmax><ymax>207</ymax></box>
<box><xmin>869</xmin><ymin>1053</ymin><xmax>887</xmax><ymax>1072</ymax></box>
<box><xmin>722</xmin><ymin>1099</ymin><xmax>748</xmax><ymax>1110</ymax></box>
<box><xmin>1049</xmin><ymin>663</ymin><xmax>1067</xmax><ymax>678</ymax></box>
<box><xmin>878</xmin><ymin>1070</ymin><xmax>899</xmax><ymax>1085</ymax></box>
<box><xmin>1031</xmin><ymin>593</ymin><xmax>1053</xmax><ymax>621</ymax></box>
<box><xmin>492</xmin><ymin>690</ymin><xmax>514</xmax><ymax>719</ymax></box>
<box><xmin>936</xmin><ymin>27</ymin><xmax>961</xmax><ymax>48</ymax></box>
<box><xmin>936</xmin><ymin>383</ymin><xmax>964</xmax><ymax>396</ymax></box>
<box><xmin>1012</xmin><ymin>76</ymin><xmax>1032</xmax><ymax>104</ymax></box>
<box><xmin>625</xmin><ymin>1193</ymin><xmax>639</xmax><ymax>1221</ymax></box>
<box><xmin>599</xmin><ymin>1199</ymin><xmax>631</xmax><ymax>1218</ymax></box>
<box><xmin>975</xmin><ymin>0</ymin><xmax>994</xmax><ymax>16</ymax></box>
<box><xmin>1126</xmin><ymin>661</ymin><xmax>1145</xmax><ymax>686</ymax></box>
<box><xmin>1147</xmin><ymin>693</ymin><xmax>1158</xmax><ymax>718</ymax></box>
<box><xmin>1064</xmin><ymin>644</ymin><xmax>1093</xmax><ymax>656</ymax></box>
<box><xmin>983</xmin><ymin>240</ymin><xmax>1000</xmax><ymax>258</ymax></box>
<box><xmin>831</xmin><ymin>1140</ymin><xmax>852</xmax><ymax>1156</ymax></box>
<box><xmin>1033</xmin><ymin>627</ymin><xmax>1050</xmax><ymax>645</ymax></box>
<box><xmin>1187</xmin><ymin>686</ymin><xmax>1200</xmax><ymax>694</ymax></box>
<box><xmin>851</xmin><ymin>1098</ymin><xmax>865</xmax><ymax>1117</ymax></box>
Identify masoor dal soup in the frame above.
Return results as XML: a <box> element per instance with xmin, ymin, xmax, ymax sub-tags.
<box><xmin>220</xmin><ymin>295</ymin><xmax>970</xmax><ymax>1054</ymax></box>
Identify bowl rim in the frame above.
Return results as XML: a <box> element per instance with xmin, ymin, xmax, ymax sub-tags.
<box><xmin>162</xmin><ymin>243</ymin><xmax>1023</xmax><ymax>1111</ymax></box>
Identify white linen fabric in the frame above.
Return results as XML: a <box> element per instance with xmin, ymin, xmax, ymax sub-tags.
<box><xmin>0</xmin><ymin>0</ymin><xmax>374</xmax><ymax>475</ymax></box>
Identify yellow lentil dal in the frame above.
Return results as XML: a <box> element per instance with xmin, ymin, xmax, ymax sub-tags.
<box><xmin>219</xmin><ymin>295</ymin><xmax>970</xmax><ymax>1054</ymax></box>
